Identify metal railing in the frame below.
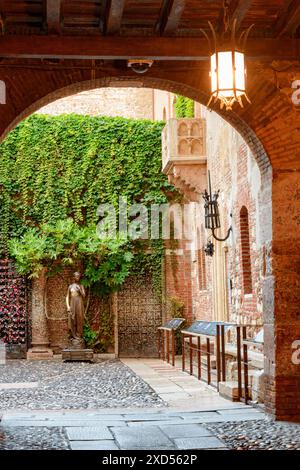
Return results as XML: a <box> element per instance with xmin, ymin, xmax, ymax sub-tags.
<box><xmin>159</xmin><ymin>321</ymin><xmax>264</xmax><ymax>404</ymax></box>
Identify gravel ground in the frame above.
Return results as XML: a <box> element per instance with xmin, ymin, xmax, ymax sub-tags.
<box><xmin>0</xmin><ymin>359</ymin><xmax>166</xmax><ymax>410</ymax></box>
<box><xmin>0</xmin><ymin>427</ymin><xmax>69</xmax><ymax>450</ymax></box>
<box><xmin>206</xmin><ymin>419</ymin><xmax>300</xmax><ymax>450</ymax></box>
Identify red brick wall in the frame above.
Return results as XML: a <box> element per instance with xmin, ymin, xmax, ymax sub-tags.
<box><xmin>164</xmin><ymin>239</ymin><xmax>193</xmax><ymax>324</ymax></box>
<box><xmin>164</xmin><ymin>111</ymin><xmax>270</xmax><ymax>331</ymax></box>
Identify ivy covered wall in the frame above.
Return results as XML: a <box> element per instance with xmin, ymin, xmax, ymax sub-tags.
<box><xmin>0</xmin><ymin>114</ymin><xmax>176</xmax><ymax>353</ymax></box>
<box><xmin>175</xmin><ymin>95</ymin><xmax>195</xmax><ymax>119</ymax></box>
<box><xmin>0</xmin><ymin>114</ymin><xmax>172</xmax><ymax>248</ymax></box>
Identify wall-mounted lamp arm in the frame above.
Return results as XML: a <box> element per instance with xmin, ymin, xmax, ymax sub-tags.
<box><xmin>211</xmin><ymin>225</ymin><xmax>232</xmax><ymax>242</ymax></box>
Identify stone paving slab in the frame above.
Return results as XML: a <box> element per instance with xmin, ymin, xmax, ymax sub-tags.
<box><xmin>122</xmin><ymin>413</ymin><xmax>182</xmax><ymax>421</ymax></box>
<box><xmin>112</xmin><ymin>426</ymin><xmax>175</xmax><ymax>449</ymax></box>
<box><xmin>177</xmin><ymin>412</ymin><xmax>221</xmax><ymax>420</ymax></box>
<box><xmin>1</xmin><ymin>413</ymin><xmax>125</xmax><ymax>421</ymax></box>
<box><xmin>66</xmin><ymin>426</ymin><xmax>113</xmax><ymax>441</ymax></box>
<box><xmin>216</xmin><ymin>408</ymin><xmax>264</xmax><ymax>415</ymax></box>
<box><xmin>0</xmin><ymin>382</ymin><xmax>39</xmax><ymax>389</ymax></box>
<box><xmin>127</xmin><ymin>420</ymin><xmax>184</xmax><ymax>427</ymax></box>
<box><xmin>174</xmin><ymin>436</ymin><xmax>227</xmax><ymax>450</ymax></box>
<box><xmin>160</xmin><ymin>424</ymin><xmax>213</xmax><ymax>438</ymax></box>
<box><xmin>1</xmin><ymin>419</ymin><xmax>126</xmax><ymax>427</ymax></box>
<box><xmin>70</xmin><ymin>440</ymin><xmax>119</xmax><ymax>450</ymax></box>
<box><xmin>213</xmin><ymin>413</ymin><xmax>266</xmax><ymax>422</ymax></box>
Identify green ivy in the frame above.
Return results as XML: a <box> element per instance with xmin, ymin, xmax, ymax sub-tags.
<box><xmin>175</xmin><ymin>95</ymin><xmax>195</xmax><ymax>118</ymax></box>
<box><xmin>0</xmin><ymin>114</ymin><xmax>176</xmax><ymax>241</ymax></box>
<box><xmin>0</xmin><ymin>115</ymin><xmax>178</xmax><ymax>288</ymax></box>
<box><xmin>0</xmin><ymin>114</ymin><xmax>182</xmax><ymax>351</ymax></box>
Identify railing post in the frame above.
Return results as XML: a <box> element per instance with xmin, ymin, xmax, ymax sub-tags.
<box><xmin>182</xmin><ymin>333</ymin><xmax>185</xmax><ymax>371</ymax></box>
<box><xmin>242</xmin><ymin>326</ymin><xmax>249</xmax><ymax>404</ymax></box>
<box><xmin>236</xmin><ymin>326</ymin><xmax>242</xmax><ymax>401</ymax></box>
<box><xmin>166</xmin><ymin>330</ymin><xmax>170</xmax><ymax>364</ymax></box>
<box><xmin>216</xmin><ymin>325</ymin><xmax>221</xmax><ymax>390</ymax></box>
<box><xmin>221</xmin><ymin>324</ymin><xmax>226</xmax><ymax>382</ymax></box>
<box><xmin>197</xmin><ymin>336</ymin><xmax>201</xmax><ymax>380</ymax></box>
<box><xmin>171</xmin><ymin>329</ymin><xmax>175</xmax><ymax>367</ymax></box>
<box><xmin>206</xmin><ymin>337</ymin><xmax>211</xmax><ymax>385</ymax></box>
<box><xmin>158</xmin><ymin>330</ymin><xmax>161</xmax><ymax>359</ymax></box>
<box><xmin>189</xmin><ymin>335</ymin><xmax>193</xmax><ymax>375</ymax></box>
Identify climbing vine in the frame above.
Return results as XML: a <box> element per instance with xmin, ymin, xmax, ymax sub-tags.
<box><xmin>0</xmin><ymin>114</ymin><xmax>182</xmax><ymax>349</ymax></box>
<box><xmin>0</xmin><ymin>114</ymin><xmax>179</xmax><ymax>292</ymax></box>
<box><xmin>175</xmin><ymin>95</ymin><xmax>195</xmax><ymax>118</ymax></box>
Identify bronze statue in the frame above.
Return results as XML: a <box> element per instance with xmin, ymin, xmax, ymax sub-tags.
<box><xmin>66</xmin><ymin>272</ymin><xmax>86</xmax><ymax>347</ymax></box>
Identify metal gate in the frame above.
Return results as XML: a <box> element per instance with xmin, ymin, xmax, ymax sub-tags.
<box><xmin>118</xmin><ymin>275</ymin><xmax>162</xmax><ymax>357</ymax></box>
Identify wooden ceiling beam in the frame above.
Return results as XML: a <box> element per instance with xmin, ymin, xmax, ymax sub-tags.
<box><xmin>230</xmin><ymin>0</ymin><xmax>252</xmax><ymax>31</ymax></box>
<box><xmin>46</xmin><ymin>0</ymin><xmax>61</xmax><ymax>35</ymax></box>
<box><xmin>274</xmin><ymin>0</ymin><xmax>300</xmax><ymax>37</ymax></box>
<box><xmin>0</xmin><ymin>36</ymin><xmax>298</xmax><ymax>61</ymax></box>
<box><xmin>158</xmin><ymin>0</ymin><xmax>186</xmax><ymax>35</ymax></box>
<box><xmin>104</xmin><ymin>0</ymin><xmax>125</xmax><ymax>35</ymax></box>
<box><xmin>217</xmin><ymin>0</ymin><xmax>252</xmax><ymax>33</ymax></box>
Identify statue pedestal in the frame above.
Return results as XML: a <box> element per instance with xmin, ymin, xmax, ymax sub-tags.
<box><xmin>62</xmin><ymin>348</ymin><xmax>94</xmax><ymax>362</ymax></box>
<box><xmin>27</xmin><ymin>346</ymin><xmax>53</xmax><ymax>360</ymax></box>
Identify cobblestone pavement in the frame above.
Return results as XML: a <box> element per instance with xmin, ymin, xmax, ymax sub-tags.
<box><xmin>0</xmin><ymin>359</ymin><xmax>166</xmax><ymax>409</ymax></box>
<box><xmin>1</xmin><ymin>359</ymin><xmax>299</xmax><ymax>450</ymax></box>
<box><xmin>0</xmin><ymin>426</ymin><xmax>69</xmax><ymax>450</ymax></box>
<box><xmin>206</xmin><ymin>419</ymin><xmax>300</xmax><ymax>450</ymax></box>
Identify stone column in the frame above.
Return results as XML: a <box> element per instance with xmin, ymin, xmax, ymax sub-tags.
<box><xmin>264</xmin><ymin>170</ymin><xmax>300</xmax><ymax>421</ymax></box>
<box><xmin>27</xmin><ymin>268</ymin><xmax>53</xmax><ymax>360</ymax></box>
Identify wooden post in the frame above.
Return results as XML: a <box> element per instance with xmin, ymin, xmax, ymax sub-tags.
<box><xmin>236</xmin><ymin>326</ymin><xmax>242</xmax><ymax>400</ymax></box>
<box><xmin>158</xmin><ymin>330</ymin><xmax>161</xmax><ymax>359</ymax></box>
<box><xmin>171</xmin><ymin>329</ymin><xmax>175</xmax><ymax>366</ymax></box>
<box><xmin>162</xmin><ymin>330</ymin><xmax>165</xmax><ymax>361</ymax></box>
<box><xmin>182</xmin><ymin>333</ymin><xmax>185</xmax><ymax>371</ymax></box>
<box><xmin>216</xmin><ymin>325</ymin><xmax>221</xmax><ymax>389</ymax></box>
<box><xmin>221</xmin><ymin>324</ymin><xmax>226</xmax><ymax>382</ymax></box>
<box><xmin>206</xmin><ymin>337</ymin><xmax>211</xmax><ymax>385</ymax></box>
<box><xmin>166</xmin><ymin>330</ymin><xmax>170</xmax><ymax>363</ymax></box>
<box><xmin>197</xmin><ymin>336</ymin><xmax>201</xmax><ymax>380</ymax></box>
<box><xmin>243</xmin><ymin>326</ymin><xmax>249</xmax><ymax>404</ymax></box>
<box><xmin>189</xmin><ymin>335</ymin><xmax>193</xmax><ymax>375</ymax></box>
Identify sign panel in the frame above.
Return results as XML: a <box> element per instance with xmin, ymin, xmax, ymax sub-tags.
<box><xmin>183</xmin><ymin>321</ymin><xmax>234</xmax><ymax>337</ymax></box>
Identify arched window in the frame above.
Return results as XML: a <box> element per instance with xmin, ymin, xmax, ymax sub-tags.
<box><xmin>240</xmin><ymin>206</ymin><xmax>252</xmax><ymax>294</ymax></box>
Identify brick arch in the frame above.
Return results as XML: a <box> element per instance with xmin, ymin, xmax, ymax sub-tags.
<box><xmin>1</xmin><ymin>76</ymin><xmax>270</xmax><ymax>176</ymax></box>
<box><xmin>0</xmin><ymin>67</ymin><xmax>299</xmax><ymax>420</ymax></box>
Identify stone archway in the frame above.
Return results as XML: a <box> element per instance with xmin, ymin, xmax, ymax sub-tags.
<box><xmin>0</xmin><ymin>67</ymin><xmax>299</xmax><ymax>421</ymax></box>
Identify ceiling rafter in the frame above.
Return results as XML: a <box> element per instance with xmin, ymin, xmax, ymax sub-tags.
<box><xmin>230</xmin><ymin>0</ymin><xmax>252</xmax><ymax>30</ymax></box>
<box><xmin>104</xmin><ymin>0</ymin><xmax>125</xmax><ymax>35</ymax></box>
<box><xmin>274</xmin><ymin>0</ymin><xmax>300</xmax><ymax>37</ymax></box>
<box><xmin>46</xmin><ymin>0</ymin><xmax>61</xmax><ymax>35</ymax></box>
<box><xmin>157</xmin><ymin>0</ymin><xmax>186</xmax><ymax>36</ymax></box>
<box><xmin>216</xmin><ymin>0</ymin><xmax>252</xmax><ymax>34</ymax></box>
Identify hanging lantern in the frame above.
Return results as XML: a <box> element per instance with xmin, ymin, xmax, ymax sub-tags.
<box><xmin>201</xmin><ymin>2</ymin><xmax>254</xmax><ymax>111</ymax></box>
<box><xmin>210</xmin><ymin>49</ymin><xmax>247</xmax><ymax>111</ymax></box>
